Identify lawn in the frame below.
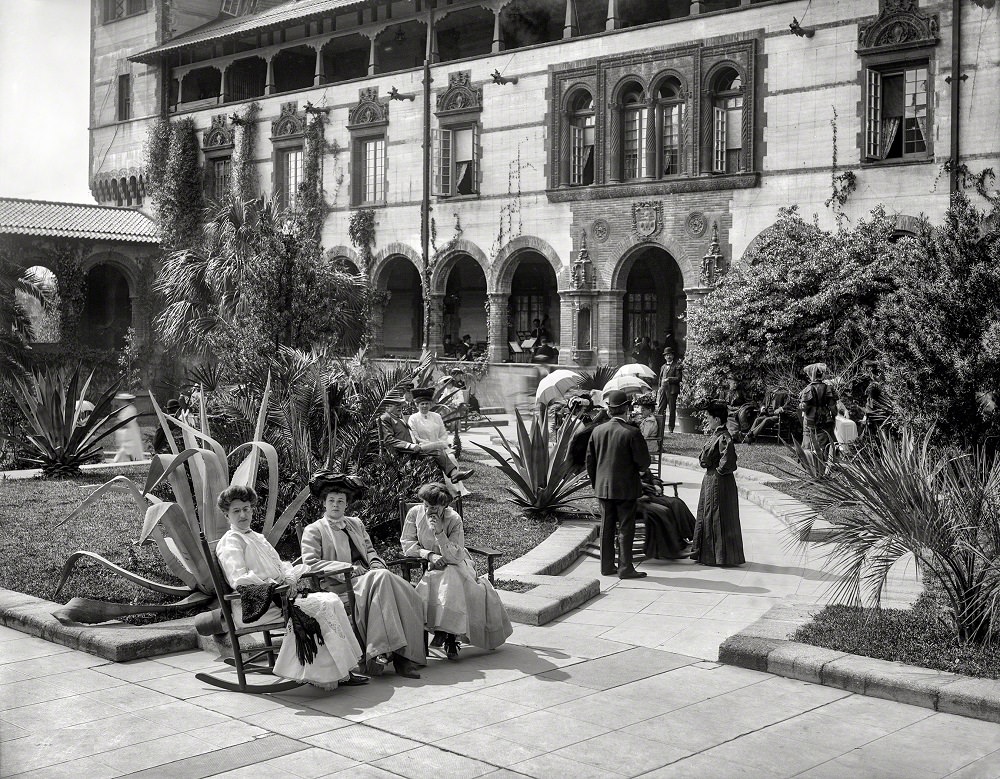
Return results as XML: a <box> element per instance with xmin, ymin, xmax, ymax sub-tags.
<box><xmin>662</xmin><ymin>431</ymin><xmax>793</xmax><ymax>478</ymax></box>
<box><xmin>0</xmin><ymin>458</ymin><xmax>558</xmax><ymax>623</ymax></box>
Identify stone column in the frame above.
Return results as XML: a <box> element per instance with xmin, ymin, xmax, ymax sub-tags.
<box><xmin>313</xmin><ymin>45</ymin><xmax>325</xmax><ymax>86</ymax></box>
<box><xmin>606</xmin><ymin>0</ymin><xmax>618</xmax><ymax>30</ymax></box>
<box><xmin>429</xmin><ymin>23</ymin><xmax>440</xmax><ymax>63</ymax></box>
<box><xmin>220</xmin><ymin>64</ymin><xmax>230</xmax><ymax>103</ymax></box>
<box><xmin>492</xmin><ymin>9</ymin><xmax>504</xmax><ymax>53</ymax></box>
<box><xmin>597</xmin><ymin>290</ymin><xmax>626</xmax><ymax>366</ymax></box>
<box><xmin>367</xmin><ymin>35</ymin><xmax>378</xmax><ymax>76</ymax></box>
<box><xmin>608</xmin><ymin>103</ymin><xmax>622</xmax><ymax>183</ymax></box>
<box><xmin>644</xmin><ymin>101</ymin><xmax>657</xmax><ymax>179</ymax></box>
<box><xmin>487</xmin><ymin>292</ymin><xmax>508</xmax><ymax>363</ymax></box>
<box><xmin>427</xmin><ymin>291</ymin><xmax>446</xmax><ymax>356</ymax></box>
<box><xmin>265</xmin><ymin>55</ymin><xmax>275</xmax><ymax>94</ymax></box>
<box><xmin>690</xmin><ymin>1</ymin><xmax>704</xmax><ymax>13</ymax></box>
<box><xmin>563</xmin><ymin>0</ymin><xmax>578</xmax><ymax>38</ymax></box>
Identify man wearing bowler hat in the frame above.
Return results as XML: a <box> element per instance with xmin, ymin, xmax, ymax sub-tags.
<box><xmin>586</xmin><ymin>390</ymin><xmax>651</xmax><ymax>579</ymax></box>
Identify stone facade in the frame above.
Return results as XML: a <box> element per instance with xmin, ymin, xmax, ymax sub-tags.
<box><xmin>90</xmin><ymin>0</ymin><xmax>1000</xmax><ymax>365</ymax></box>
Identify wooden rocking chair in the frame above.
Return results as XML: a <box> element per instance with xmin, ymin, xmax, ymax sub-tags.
<box><xmin>194</xmin><ymin>532</ymin><xmax>357</xmax><ymax>695</ymax></box>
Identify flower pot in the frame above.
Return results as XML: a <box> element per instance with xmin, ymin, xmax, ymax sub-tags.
<box><xmin>677</xmin><ymin>406</ymin><xmax>701</xmax><ymax>434</ymax></box>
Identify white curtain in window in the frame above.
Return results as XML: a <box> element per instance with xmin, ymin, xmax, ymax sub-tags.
<box><xmin>879</xmin><ymin>118</ymin><xmax>901</xmax><ymax>160</ymax></box>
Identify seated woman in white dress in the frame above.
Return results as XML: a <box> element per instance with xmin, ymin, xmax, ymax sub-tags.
<box><xmin>215</xmin><ymin>485</ymin><xmax>367</xmax><ymax>689</ymax></box>
<box><xmin>407</xmin><ymin>387</ymin><xmax>472</xmax><ymax>494</ymax></box>
<box><xmin>300</xmin><ymin>470</ymin><xmax>426</xmax><ymax>680</ymax></box>
<box><xmin>400</xmin><ymin>483</ymin><xmax>512</xmax><ymax>660</ymax></box>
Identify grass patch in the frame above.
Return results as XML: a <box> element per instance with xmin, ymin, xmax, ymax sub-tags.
<box><xmin>493</xmin><ymin>579</ymin><xmax>538</xmax><ymax>594</ymax></box>
<box><xmin>794</xmin><ymin>592</ymin><xmax>1000</xmax><ymax>679</ymax></box>
<box><xmin>664</xmin><ymin>432</ymin><xmax>794</xmax><ymax>479</ymax></box>
<box><xmin>0</xmin><ymin>456</ymin><xmax>559</xmax><ymax>624</ymax></box>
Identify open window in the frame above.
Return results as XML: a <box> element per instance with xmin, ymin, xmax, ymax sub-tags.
<box><xmin>657</xmin><ymin>77</ymin><xmax>684</xmax><ymax>177</ymax></box>
<box><xmin>711</xmin><ymin>68</ymin><xmax>744</xmax><ymax>174</ymax></box>
<box><xmin>864</xmin><ymin>64</ymin><xmax>929</xmax><ymax>161</ymax></box>
<box><xmin>620</xmin><ymin>85</ymin><xmax>648</xmax><ymax>181</ymax></box>
<box><xmin>117</xmin><ymin>74</ymin><xmax>132</xmax><ymax>121</ymax></box>
<box><xmin>568</xmin><ymin>91</ymin><xmax>595</xmax><ymax>186</ymax></box>
<box><xmin>434</xmin><ymin>125</ymin><xmax>479</xmax><ymax>197</ymax></box>
<box><xmin>353</xmin><ymin>135</ymin><xmax>386</xmax><ymax>205</ymax></box>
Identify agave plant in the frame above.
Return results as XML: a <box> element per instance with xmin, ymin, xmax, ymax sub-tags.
<box><xmin>51</xmin><ymin>381</ymin><xmax>313</xmax><ymax>623</ymax></box>
<box><xmin>787</xmin><ymin>428</ymin><xmax>1000</xmax><ymax>646</ymax></box>
<box><xmin>474</xmin><ymin>405</ymin><xmax>591</xmax><ymax>515</ymax></box>
<box><xmin>0</xmin><ymin>366</ymin><xmax>138</xmax><ymax>477</ymax></box>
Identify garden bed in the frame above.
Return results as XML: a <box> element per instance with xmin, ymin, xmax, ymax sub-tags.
<box><xmin>0</xmin><ymin>458</ymin><xmax>558</xmax><ymax>626</ymax></box>
<box><xmin>793</xmin><ymin>592</ymin><xmax>1000</xmax><ymax>680</ymax></box>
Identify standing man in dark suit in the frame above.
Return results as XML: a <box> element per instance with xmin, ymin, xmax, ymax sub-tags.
<box><xmin>586</xmin><ymin>390</ymin><xmax>651</xmax><ymax>579</ymax></box>
<box><xmin>656</xmin><ymin>350</ymin><xmax>683</xmax><ymax>432</ymax></box>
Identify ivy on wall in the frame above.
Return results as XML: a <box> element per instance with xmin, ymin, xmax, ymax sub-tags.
<box><xmin>231</xmin><ymin>102</ymin><xmax>260</xmax><ymax>204</ymax></box>
<box><xmin>295</xmin><ymin>109</ymin><xmax>331</xmax><ymax>241</ymax></box>
<box><xmin>53</xmin><ymin>241</ymin><xmax>87</xmax><ymax>355</ymax></box>
<box><xmin>143</xmin><ymin>117</ymin><xmax>205</xmax><ymax>250</ymax></box>
<box><xmin>349</xmin><ymin>207</ymin><xmax>380</xmax><ymax>349</ymax></box>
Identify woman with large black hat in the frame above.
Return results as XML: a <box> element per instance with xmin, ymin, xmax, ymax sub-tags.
<box><xmin>301</xmin><ymin>470</ymin><xmax>426</xmax><ymax>679</ymax></box>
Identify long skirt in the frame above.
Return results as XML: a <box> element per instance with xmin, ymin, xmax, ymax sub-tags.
<box><xmin>693</xmin><ymin>470</ymin><xmax>745</xmax><ymax>566</ymax></box>
<box><xmin>641</xmin><ymin>495</ymin><xmax>696</xmax><ymax>559</ymax></box>
<box><xmin>417</xmin><ymin>559</ymin><xmax>513</xmax><ymax>650</ymax></box>
<box><xmin>352</xmin><ymin>569</ymin><xmax>428</xmax><ymax>665</ymax></box>
<box><xmin>245</xmin><ymin>594</ymin><xmax>362</xmax><ymax>687</ymax></box>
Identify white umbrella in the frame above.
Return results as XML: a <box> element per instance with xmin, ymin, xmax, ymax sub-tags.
<box><xmin>535</xmin><ymin>369</ymin><xmax>582</xmax><ymax>405</ymax></box>
<box><xmin>614</xmin><ymin>363</ymin><xmax>656</xmax><ymax>381</ymax></box>
<box><xmin>603</xmin><ymin>375</ymin><xmax>649</xmax><ymax>396</ymax></box>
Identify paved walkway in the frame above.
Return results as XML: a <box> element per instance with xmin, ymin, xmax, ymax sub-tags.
<box><xmin>3</xmin><ymin>461</ymin><xmax>998</xmax><ymax>778</ymax></box>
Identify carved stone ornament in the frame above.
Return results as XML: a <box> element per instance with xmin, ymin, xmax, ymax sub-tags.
<box><xmin>270</xmin><ymin>102</ymin><xmax>306</xmax><ymax>138</ymax></box>
<box><xmin>435</xmin><ymin>70</ymin><xmax>483</xmax><ymax>117</ymax></box>
<box><xmin>857</xmin><ymin>0</ymin><xmax>939</xmax><ymax>55</ymax></box>
<box><xmin>699</xmin><ymin>223</ymin><xmax>727</xmax><ymax>286</ymax></box>
<box><xmin>632</xmin><ymin>201</ymin><xmax>663</xmax><ymax>239</ymax></box>
<box><xmin>571</xmin><ymin>231</ymin><xmax>595</xmax><ymax>291</ymax></box>
<box><xmin>591</xmin><ymin>218</ymin><xmax>610</xmax><ymax>243</ymax></box>
<box><xmin>686</xmin><ymin>211</ymin><xmax>708</xmax><ymax>238</ymax></box>
<box><xmin>203</xmin><ymin>114</ymin><xmax>235</xmax><ymax>150</ymax></box>
<box><xmin>347</xmin><ymin>87</ymin><xmax>389</xmax><ymax>129</ymax></box>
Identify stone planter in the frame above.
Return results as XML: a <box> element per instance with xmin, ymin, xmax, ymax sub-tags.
<box><xmin>677</xmin><ymin>406</ymin><xmax>701</xmax><ymax>434</ymax></box>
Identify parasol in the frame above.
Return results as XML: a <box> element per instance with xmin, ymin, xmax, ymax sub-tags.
<box><xmin>613</xmin><ymin>363</ymin><xmax>657</xmax><ymax>381</ymax></box>
<box><xmin>602</xmin><ymin>375</ymin><xmax>650</xmax><ymax>396</ymax></box>
<box><xmin>535</xmin><ymin>369</ymin><xmax>582</xmax><ymax>405</ymax></box>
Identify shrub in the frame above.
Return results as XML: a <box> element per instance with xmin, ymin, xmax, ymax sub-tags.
<box><xmin>788</xmin><ymin>428</ymin><xmax>1000</xmax><ymax>646</ymax></box>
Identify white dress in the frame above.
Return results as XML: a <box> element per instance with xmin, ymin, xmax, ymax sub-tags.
<box><xmin>216</xmin><ymin>529</ymin><xmax>362</xmax><ymax>687</ymax></box>
<box><xmin>407</xmin><ymin>410</ymin><xmax>469</xmax><ymax>496</ymax></box>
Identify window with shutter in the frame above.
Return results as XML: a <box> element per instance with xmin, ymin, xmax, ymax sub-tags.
<box><xmin>434</xmin><ymin>128</ymin><xmax>452</xmax><ymax>196</ymax></box>
<box><xmin>865</xmin><ymin>69</ymin><xmax>882</xmax><ymax>160</ymax></box>
<box><xmin>713</xmin><ymin>106</ymin><xmax>726</xmax><ymax>173</ymax></box>
<box><xmin>117</xmin><ymin>74</ymin><xmax>132</xmax><ymax>121</ymax></box>
<box><xmin>864</xmin><ymin>65</ymin><xmax>928</xmax><ymax>161</ymax></box>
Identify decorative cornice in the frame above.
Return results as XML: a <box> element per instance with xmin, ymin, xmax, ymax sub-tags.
<box><xmin>270</xmin><ymin>101</ymin><xmax>306</xmax><ymax>139</ymax></box>
<box><xmin>547</xmin><ymin>173</ymin><xmax>759</xmax><ymax>202</ymax></box>
<box><xmin>857</xmin><ymin>0</ymin><xmax>939</xmax><ymax>56</ymax></box>
<box><xmin>347</xmin><ymin>87</ymin><xmax>389</xmax><ymax>130</ymax></box>
<box><xmin>435</xmin><ymin>70</ymin><xmax>483</xmax><ymax>117</ymax></box>
<box><xmin>203</xmin><ymin>114</ymin><xmax>235</xmax><ymax>150</ymax></box>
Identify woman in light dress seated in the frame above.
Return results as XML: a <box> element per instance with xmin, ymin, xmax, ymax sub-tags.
<box><xmin>407</xmin><ymin>387</ymin><xmax>471</xmax><ymax>494</ymax></box>
<box><xmin>300</xmin><ymin>470</ymin><xmax>426</xmax><ymax>679</ymax></box>
<box><xmin>215</xmin><ymin>485</ymin><xmax>367</xmax><ymax>689</ymax></box>
<box><xmin>400</xmin><ymin>483</ymin><xmax>512</xmax><ymax>660</ymax></box>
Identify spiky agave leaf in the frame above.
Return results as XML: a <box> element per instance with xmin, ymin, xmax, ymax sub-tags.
<box><xmin>54</xmin><ymin>551</ymin><xmax>193</xmax><ymax>598</ymax></box>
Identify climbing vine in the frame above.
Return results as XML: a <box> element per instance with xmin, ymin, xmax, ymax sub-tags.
<box><xmin>143</xmin><ymin>117</ymin><xmax>205</xmax><ymax>250</ymax></box>
<box><xmin>490</xmin><ymin>138</ymin><xmax>532</xmax><ymax>260</ymax></box>
<box><xmin>53</xmin><ymin>242</ymin><xmax>87</xmax><ymax>355</ymax></box>
<box><xmin>294</xmin><ymin>108</ymin><xmax>331</xmax><ymax>241</ymax></box>
<box><xmin>825</xmin><ymin>107</ymin><xmax>857</xmax><ymax>229</ymax></box>
<box><xmin>349</xmin><ymin>207</ymin><xmax>380</xmax><ymax>348</ymax></box>
<box><xmin>230</xmin><ymin>101</ymin><xmax>260</xmax><ymax>204</ymax></box>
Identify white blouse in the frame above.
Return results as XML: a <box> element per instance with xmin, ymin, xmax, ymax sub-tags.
<box><xmin>407</xmin><ymin>410</ymin><xmax>449</xmax><ymax>445</ymax></box>
<box><xmin>216</xmin><ymin>528</ymin><xmax>307</xmax><ymax>588</ymax></box>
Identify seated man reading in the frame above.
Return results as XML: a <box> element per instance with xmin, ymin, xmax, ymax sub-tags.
<box><xmin>378</xmin><ymin>392</ymin><xmax>473</xmax><ymax>482</ymax></box>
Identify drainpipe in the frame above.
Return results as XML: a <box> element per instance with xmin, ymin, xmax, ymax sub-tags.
<box><xmin>949</xmin><ymin>0</ymin><xmax>961</xmax><ymax>196</ymax></box>
<box><xmin>420</xmin><ymin>6</ymin><xmax>434</xmax><ymax>350</ymax></box>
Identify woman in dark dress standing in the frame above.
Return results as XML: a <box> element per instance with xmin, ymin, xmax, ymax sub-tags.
<box><xmin>691</xmin><ymin>401</ymin><xmax>745</xmax><ymax>566</ymax></box>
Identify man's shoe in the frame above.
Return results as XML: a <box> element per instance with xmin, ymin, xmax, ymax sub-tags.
<box><xmin>342</xmin><ymin>671</ymin><xmax>370</xmax><ymax>686</ymax></box>
<box><xmin>444</xmin><ymin>636</ymin><xmax>461</xmax><ymax>661</ymax></box>
<box><xmin>449</xmin><ymin>467</ymin><xmax>474</xmax><ymax>482</ymax></box>
<box><xmin>600</xmin><ymin>569</ymin><xmax>616</xmax><ymax>577</ymax></box>
<box><xmin>429</xmin><ymin>630</ymin><xmax>446</xmax><ymax>648</ymax></box>
<box><xmin>365</xmin><ymin>654</ymin><xmax>389</xmax><ymax>677</ymax></box>
<box><xmin>619</xmin><ymin>568</ymin><xmax>648</xmax><ymax>580</ymax></box>
<box><xmin>393</xmin><ymin>657</ymin><xmax>422</xmax><ymax>679</ymax></box>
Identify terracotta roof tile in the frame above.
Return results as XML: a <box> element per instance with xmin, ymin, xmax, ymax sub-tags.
<box><xmin>0</xmin><ymin>197</ymin><xmax>159</xmax><ymax>243</ymax></box>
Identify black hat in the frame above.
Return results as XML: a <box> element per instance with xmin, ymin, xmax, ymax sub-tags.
<box><xmin>605</xmin><ymin>389</ymin><xmax>631</xmax><ymax>410</ymax></box>
<box><xmin>309</xmin><ymin>469</ymin><xmax>366</xmax><ymax>500</ymax></box>
<box><xmin>411</xmin><ymin>387</ymin><xmax>435</xmax><ymax>401</ymax></box>
<box><xmin>635</xmin><ymin>392</ymin><xmax>656</xmax><ymax>408</ymax></box>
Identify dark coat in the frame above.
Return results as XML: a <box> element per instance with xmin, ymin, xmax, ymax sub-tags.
<box><xmin>659</xmin><ymin>362</ymin><xmax>683</xmax><ymax>397</ymax></box>
<box><xmin>378</xmin><ymin>412</ymin><xmax>420</xmax><ymax>454</ymax></box>
<box><xmin>586</xmin><ymin>417</ymin><xmax>651</xmax><ymax>500</ymax></box>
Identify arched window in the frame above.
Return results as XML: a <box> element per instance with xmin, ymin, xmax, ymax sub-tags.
<box><xmin>568</xmin><ymin>91</ymin><xmax>595</xmax><ymax>186</ymax></box>
<box><xmin>711</xmin><ymin>68</ymin><xmax>743</xmax><ymax>174</ymax></box>
<box><xmin>621</xmin><ymin>86</ymin><xmax>647</xmax><ymax>181</ymax></box>
<box><xmin>657</xmin><ymin>78</ymin><xmax>684</xmax><ymax>177</ymax></box>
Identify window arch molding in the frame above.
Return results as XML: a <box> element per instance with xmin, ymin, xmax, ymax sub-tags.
<box><xmin>701</xmin><ymin>60</ymin><xmax>750</xmax><ymax>175</ymax></box>
<box><xmin>649</xmin><ymin>70</ymin><xmax>688</xmax><ymax>178</ymax></box>
<box><xmin>560</xmin><ymin>84</ymin><xmax>597</xmax><ymax>188</ymax></box>
<box><xmin>609</xmin><ymin>76</ymin><xmax>650</xmax><ymax>183</ymax></box>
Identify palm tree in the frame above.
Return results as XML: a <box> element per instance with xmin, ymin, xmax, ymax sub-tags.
<box><xmin>0</xmin><ymin>257</ymin><xmax>53</xmax><ymax>379</ymax></box>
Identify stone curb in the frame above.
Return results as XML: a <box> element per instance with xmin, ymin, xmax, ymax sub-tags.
<box><xmin>719</xmin><ymin>601</ymin><xmax>1000</xmax><ymax>725</ymax></box>
<box><xmin>0</xmin><ymin>589</ymin><xmax>198</xmax><ymax>662</ymax></box>
<box><xmin>493</xmin><ymin>519</ymin><xmax>602</xmax><ymax>626</ymax></box>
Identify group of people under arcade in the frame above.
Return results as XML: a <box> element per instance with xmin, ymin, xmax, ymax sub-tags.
<box><xmin>214</xmin><ymin>472</ymin><xmax>512</xmax><ymax>691</ymax></box>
